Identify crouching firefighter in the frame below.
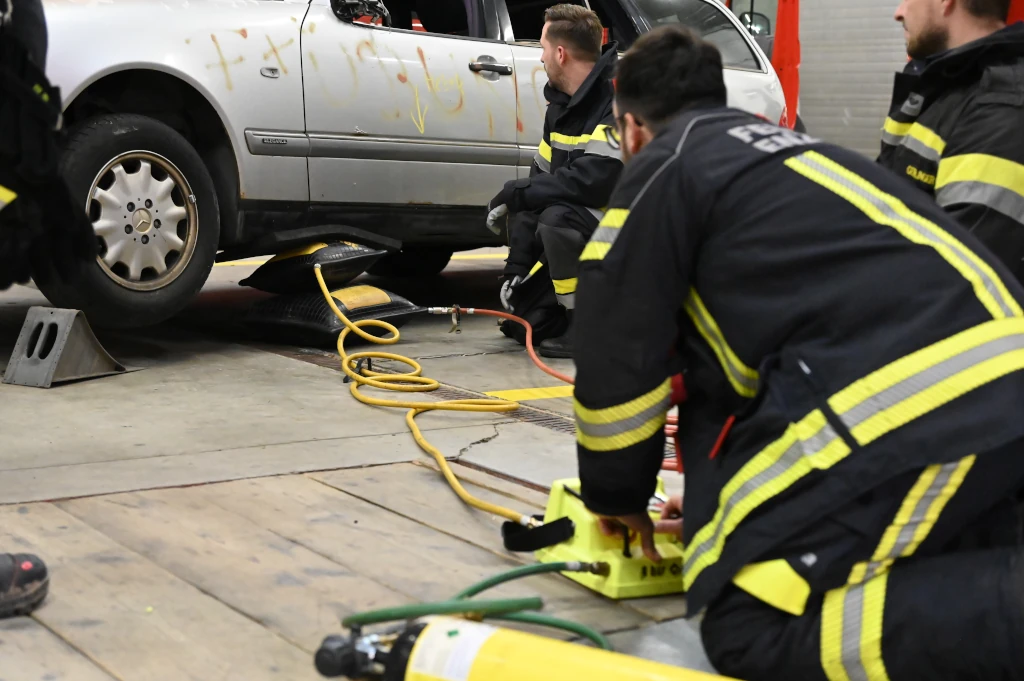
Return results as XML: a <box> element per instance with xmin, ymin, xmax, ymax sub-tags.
<box><xmin>485</xmin><ymin>4</ymin><xmax>623</xmax><ymax>358</ymax></box>
<box><xmin>574</xmin><ymin>25</ymin><xmax>1024</xmax><ymax>681</ymax></box>
<box><xmin>0</xmin><ymin>0</ymin><xmax>97</xmax><ymax>617</ymax></box>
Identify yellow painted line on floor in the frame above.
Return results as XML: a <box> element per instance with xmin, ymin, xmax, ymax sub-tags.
<box><xmin>451</xmin><ymin>253</ymin><xmax>508</xmax><ymax>260</ymax></box>
<box><xmin>215</xmin><ymin>259</ymin><xmax>270</xmax><ymax>267</ymax></box>
<box><xmin>485</xmin><ymin>385</ymin><xmax>574</xmax><ymax>401</ymax></box>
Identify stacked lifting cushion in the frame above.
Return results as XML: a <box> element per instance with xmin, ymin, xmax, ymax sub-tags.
<box><xmin>240</xmin><ymin>242</ymin><xmax>388</xmax><ymax>294</ymax></box>
<box><xmin>242</xmin><ymin>284</ymin><xmax>425</xmax><ymax>348</ymax></box>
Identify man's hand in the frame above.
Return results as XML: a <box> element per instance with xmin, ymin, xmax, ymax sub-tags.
<box><xmin>485</xmin><ymin>203</ymin><xmax>507</xmax><ymax>235</ymax></box>
<box><xmin>654</xmin><ymin>495</ymin><xmax>683</xmax><ymax>537</ymax></box>
<box><xmin>499</xmin><ymin>275</ymin><xmax>521</xmax><ymax>311</ymax></box>
<box><xmin>597</xmin><ymin>512</ymin><xmax>662</xmax><ymax>562</ymax></box>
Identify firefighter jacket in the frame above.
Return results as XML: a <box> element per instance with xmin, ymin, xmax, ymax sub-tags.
<box><xmin>573</xmin><ymin>106</ymin><xmax>1024</xmax><ymax>618</ymax></box>
<box><xmin>878</xmin><ymin>22</ymin><xmax>1024</xmax><ymax>281</ymax></box>
<box><xmin>497</xmin><ymin>43</ymin><xmax>623</xmax><ymax>229</ymax></box>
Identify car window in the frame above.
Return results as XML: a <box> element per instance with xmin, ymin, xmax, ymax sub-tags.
<box><xmin>503</xmin><ymin>0</ymin><xmax>621</xmax><ymax>45</ymax></box>
<box><xmin>633</xmin><ymin>0</ymin><xmax>760</xmax><ymax>70</ymax></box>
<box><xmin>354</xmin><ymin>0</ymin><xmax>486</xmax><ymax>38</ymax></box>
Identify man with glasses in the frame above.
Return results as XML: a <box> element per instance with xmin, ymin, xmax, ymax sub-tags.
<box><xmin>574</xmin><ymin>23</ymin><xmax>1024</xmax><ymax>680</ymax></box>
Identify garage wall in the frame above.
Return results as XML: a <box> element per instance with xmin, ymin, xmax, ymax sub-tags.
<box><xmin>798</xmin><ymin>0</ymin><xmax>908</xmax><ymax>157</ymax></box>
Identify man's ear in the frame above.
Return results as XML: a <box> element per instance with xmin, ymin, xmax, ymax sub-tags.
<box><xmin>942</xmin><ymin>0</ymin><xmax>956</xmax><ymax>16</ymax></box>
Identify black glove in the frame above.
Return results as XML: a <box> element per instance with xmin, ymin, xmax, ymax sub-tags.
<box><xmin>487</xmin><ymin>177</ymin><xmax>532</xmax><ymax>216</ymax></box>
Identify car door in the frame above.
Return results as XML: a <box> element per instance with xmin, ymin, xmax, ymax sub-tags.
<box><xmin>301</xmin><ymin>0</ymin><xmax>520</xmax><ymax>206</ymax></box>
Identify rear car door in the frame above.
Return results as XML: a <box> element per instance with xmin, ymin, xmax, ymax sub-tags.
<box><xmin>301</xmin><ymin>0</ymin><xmax>521</xmax><ymax>206</ymax></box>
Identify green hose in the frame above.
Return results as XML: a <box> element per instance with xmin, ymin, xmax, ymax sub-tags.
<box><xmin>341</xmin><ymin>597</ymin><xmax>543</xmax><ymax>628</ymax></box>
<box><xmin>452</xmin><ymin>562</ymin><xmax>612</xmax><ymax>650</ymax></box>
<box><xmin>490</xmin><ymin>612</ymin><xmax>612</xmax><ymax>650</ymax></box>
<box><xmin>453</xmin><ymin>562</ymin><xmax>595</xmax><ymax>600</ymax></box>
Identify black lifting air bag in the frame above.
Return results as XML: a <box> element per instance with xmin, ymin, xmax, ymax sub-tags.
<box><xmin>239</xmin><ymin>242</ymin><xmax>388</xmax><ymax>294</ymax></box>
<box><xmin>242</xmin><ymin>285</ymin><xmax>425</xmax><ymax>347</ymax></box>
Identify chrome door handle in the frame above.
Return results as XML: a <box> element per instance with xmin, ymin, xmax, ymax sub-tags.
<box><xmin>469</xmin><ymin>60</ymin><xmax>513</xmax><ymax>76</ymax></box>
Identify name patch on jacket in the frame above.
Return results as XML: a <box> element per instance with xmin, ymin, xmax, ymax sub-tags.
<box><xmin>727</xmin><ymin>123</ymin><xmax>821</xmax><ymax>154</ymax></box>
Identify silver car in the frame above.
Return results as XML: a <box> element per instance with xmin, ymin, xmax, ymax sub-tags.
<box><xmin>40</xmin><ymin>0</ymin><xmax>785</xmax><ymax>327</ymax></box>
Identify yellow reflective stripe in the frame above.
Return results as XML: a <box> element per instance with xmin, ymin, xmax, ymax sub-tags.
<box><xmin>731</xmin><ymin>559</ymin><xmax>810</xmax><ymax>616</ymax></box>
<box><xmin>881</xmin><ymin>118</ymin><xmax>946</xmax><ymax>161</ymax></box>
<box><xmin>552</xmin><ymin>277</ymin><xmax>577</xmax><ymax>295</ymax></box>
<box><xmin>588</xmin><ymin>124</ymin><xmax>610</xmax><ymax>143</ymax></box>
<box><xmin>821</xmin><ymin>573</ymin><xmax>892</xmax><ymax>681</ymax></box>
<box><xmin>683</xmin><ymin>410</ymin><xmax>853</xmax><ymax>588</ymax></box>
<box><xmin>599</xmin><ymin>208</ymin><xmax>629</xmax><ymax>228</ymax></box>
<box><xmin>684</xmin><ymin>317</ymin><xmax>1024</xmax><ymax>591</ymax></box>
<box><xmin>549</xmin><ymin>132</ymin><xmax>589</xmax><ymax>150</ymax></box>
<box><xmin>684</xmin><ymin>290</ymin><xmax>759</xmax><ymax>398</ymax></box>
<box><xmin>935</xmin><ymin>154</ymin><xmax>1024</xmax><ymax>224</ymax></box>
<box><xmin>936</xmin><ymin>153</ymin><xmax>1024</xmax><ymax>193</ymax></box>
<box><xmin>848</xmin><ymin>454</ymin><xmax>976</xmax><ymax>585</ymax></box>
<box><xmin>538</xmin><ymin>140</ymin><xmax>552</xmax><ymax>162</ymax></box>
<box><xmin>0</xmin><ymin>184</ymin><xmax>16</xmax><ymax>207</ymax></box>
<box><xmin>580</xmin><ymin>241</ymin><xmax>611</xmax><ymax>262</ymax></box>
<box><xmin>829</xmin><ymin>317</ymin><xmax>1024</xmax><ymax>444</ymax></box>
<box><xmin>786</xmin><ymin>150</ymin><xmax>1022</xmax><ymax>320</ymax></box>
<box><xmin>580</xmin><ymin>209</ymin><xmax>630</xmax><ymax>262</ymax></box>
<box><xmin>575</xmin><ymin>378</ymin><xmax>671</xmax><ymax>452</ymax></box>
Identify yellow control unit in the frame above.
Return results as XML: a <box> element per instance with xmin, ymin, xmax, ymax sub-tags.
<box><xmin>534</xmin><ymin>478</ymin><xmax>685</xmax><ymax>600</ymax></box>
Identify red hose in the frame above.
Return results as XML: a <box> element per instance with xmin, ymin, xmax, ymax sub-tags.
<box><xmin>469</xmin><ymin>307</ymin><xmax>682</xmax><ymax>472</ymax></box>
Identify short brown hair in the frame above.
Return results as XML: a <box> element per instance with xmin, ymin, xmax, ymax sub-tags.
<box><xmin>963</xmin><ymin>0</ymin><xmax>1011</xmax><ymax>20</ymax></box>
<box><xmin>543</xmin><ymin>4</ymin><xmax>603</xmax><ymax>62</ymax></box>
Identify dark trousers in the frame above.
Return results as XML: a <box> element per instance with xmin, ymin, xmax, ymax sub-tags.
<box><xmin>701</xmin><ymin>437</ymin><xmax>1024</xmax><ymax>681</ymax></box>
<box><xmin>505</xmin><ymin>204</ymin><xmax>596</xmax><ymax>310</ymax></box>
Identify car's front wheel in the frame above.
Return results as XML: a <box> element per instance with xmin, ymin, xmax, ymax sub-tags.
<box><xmin>36</xmin><ymin>113</ymin><xmax>220</xmax><ymax>328</ymax></box>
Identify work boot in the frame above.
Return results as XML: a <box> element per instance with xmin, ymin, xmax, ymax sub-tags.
<box><xmin>538</xmin><ymin>310</ymin><xmax>574</xmax><ymax>359</ymax></box>
<box><xmin>0</xmin><ymin>553</ymin><xmax>49</xmax><ymax>618</ymax></box>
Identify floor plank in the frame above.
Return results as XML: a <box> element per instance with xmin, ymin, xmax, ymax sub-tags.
<box><xmin>59</xmin><ymin>488</ymin><xmax>411</xmax><ymax>653</ymax></box>
<box><xmin>412</xmin><ymin>460</ymin><xmax>550</xmax><ymax>510</ymax></box>
<box><xmin>0</xmin><ymin>618</ymin><xmax>116</xmax><ymax>681</ymax></box>
<box><xmin>312</xmin><ymin>464</ymin><xmax>689</xmax><ymax>622</ymax></box>
<box><xmin>0</xmin><ymin>504</ymin><xmax>317</xmax><ymax>681</ymax></box>
<box><xmin>204</xmin><ymin>475</ymin><xmax>649</xmax><ymax>634</ymax></box>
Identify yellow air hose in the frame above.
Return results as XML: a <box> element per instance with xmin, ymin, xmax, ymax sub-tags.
<box><xmin>313</xmin><ymin>266</ymin><xmax>541</xmax><ymax>529</ymax></box>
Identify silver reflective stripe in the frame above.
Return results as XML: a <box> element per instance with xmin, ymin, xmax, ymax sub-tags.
<box><xmin>557</xmin><ymin>292</ymin><xmax>576</xmax><ymax>309</ymax></box>
<box><xmin>533</xmin><ymin>151</ymin><xmax>551</xmax><ymax>173</ymax></box>
<box><xmin>550</xmin><ymin>139</ymin><xmax>579</xmax><ymax>152</ymax></box>
<box><xmin>585</xmin><ymin>138</ymin><xmax>623</xmax><ymax>161</ymax></box>
<box><xmin>858</xmin><ymin>462</ymin><xmax>959</xmax><ymax>582</ymax></box>
<box><xmin>685</xmin><ymin>296</ymin><xmax>759</xmax><ymax>396</ymax></box>
<box><xmin>838</xmin><ymin>585</ymin><xmax>871</xmax><ymax>681</ymax></box>
<box><xmin>880</xmin><ymin>130</ymin><xmax>905</xmax><ymax>147</ymax></box>
<box><xmin>937</xmin><ymin>181</ymin><xmax>1024</xmax><ymax>225</ymax></box>
<box><xmin>586</xmin><ymin>206</ymin><xmax>604</xmax><ymax>222</ymax></box>
<box><xmin>576</xmin><ymin>393</ymin><xmax>672</xmax><ymax>439</ymax></box>
<box><xmin>900</xmin><ymin>135</ymin><xmax>942</xmax><ymax>164</ymax></box>
<box><xmin>683</xmin><ymin>422</ymin><xmax>842</xmax><ymax>574</ymax></box>
<box><xmin>589</xmin><ymin>225</ymin><xmax>619</xmax><ymax>245</ymax></box>
<box><xmin>839</xmin><ymin>333</ymin><xmax>1024</xmax><ymax>431</ymax></box>
<box><xmin>796</xmin><ymin>154</ymin><xmax>1017</xmax><ymax>319</ymax></box>
<box><xmin>901</xmin><ymin>94</ymin><xmax>924</xmax><ymax>117</ymax></box>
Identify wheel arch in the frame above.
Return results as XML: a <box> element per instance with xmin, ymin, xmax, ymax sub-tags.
<box><xmin>61</xmin><ymin>65</ymin><xmax>242</xmax><ymax>247</ymax></box>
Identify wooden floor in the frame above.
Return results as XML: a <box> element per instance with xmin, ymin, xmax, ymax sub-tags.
<box><xmin>0</xmin><ymin>460</ymin><xmax>695</xmax><ymax>681</ymax></box>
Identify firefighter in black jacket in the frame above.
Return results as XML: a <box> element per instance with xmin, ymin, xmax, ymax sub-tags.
<box><xmin>0</xmin><ymin>0</ymin><xmax>96</xmax><ymax>618</ymax></box>
<box><xmin>880</xmin><ymin>0</ymin><xmax>1024</xmax><ymax>282</ymax></box>
<box><xmin>576</xmin><ymin>25</ymin><xmax>1024</xmax><ymax>680</ymax></box>
<box><xmin>486</xmin><ymin>4</ymin><xmax>623</xmax><ymax>358</ymax></box>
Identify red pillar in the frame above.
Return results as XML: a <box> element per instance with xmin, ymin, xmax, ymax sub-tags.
<box><xmin>1009</xmin><ymin>0</ymin><xmax>1024</xmax><ymax>24</ymax></box>
<box><xmin>771</xmin><ymin>0</ymin><xmax>800</xmax><ymax>128</ymax></box>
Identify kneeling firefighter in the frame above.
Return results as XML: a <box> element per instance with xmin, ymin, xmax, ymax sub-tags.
<box><xmin>573</xmin><ymin>25</ymin><xmax>1024</xmax><ymax>681</ymax></box>
<box><xmin>485</xmin><ymin>4</ymin><xmax>623</xmax><ymax>358</ymax></box>
<box><xmin>0</xmin><ymin>0</ymin><xmax>97</xmax><ymax>617</ymax></box>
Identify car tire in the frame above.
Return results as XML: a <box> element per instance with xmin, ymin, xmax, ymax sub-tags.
<box><xmin>36</xmin><ymin>113</ymin><xmax>220</xmax><ymax>328</ymax></box>
<box><xmin>367</xmin><ymin>247</ymin><xmax>453</xmax><ymax>278</ymax></box>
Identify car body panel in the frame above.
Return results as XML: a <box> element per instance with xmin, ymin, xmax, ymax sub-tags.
<box><xmin>42</xmin><ymin>0</ymin><xmax>785</xmax><ymax>223</ymax></box>
<box><xmin>42</xmin><ymin>0</ymin><xmax>310</xmax><ymax>202</ymax></box>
